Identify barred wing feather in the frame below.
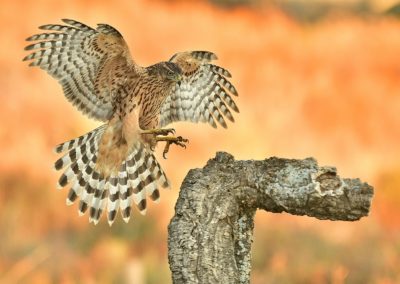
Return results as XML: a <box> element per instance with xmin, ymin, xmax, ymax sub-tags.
<box><xmin>159</xmin><ymin>51</ymin><xmax>239</xmax><ymax>128</ymax></box>
<box><xmin>23</xmin><ymin>19</ymin><xmax>135</xmax><ymax>121</ymax></box>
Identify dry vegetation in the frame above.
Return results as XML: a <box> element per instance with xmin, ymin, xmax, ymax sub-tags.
<box><xmin>0</xmin><ymin>0</ymin><xmax>399</xmax><ymax>283</ymax></box>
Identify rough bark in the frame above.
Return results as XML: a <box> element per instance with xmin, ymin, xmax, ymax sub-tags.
<box><xmin>168</xmin><ymin>152</ymin><xmax>374</xmax><ymax>284</ymax></box>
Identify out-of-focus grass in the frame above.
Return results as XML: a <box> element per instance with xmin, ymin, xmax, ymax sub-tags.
<box><xmin>1</xmin><ymin>0</ymin><xmax>400</xmax><ymax>283</ymax></box>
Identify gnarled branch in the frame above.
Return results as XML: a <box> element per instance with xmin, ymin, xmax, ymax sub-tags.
<box><xmin>168</xmin><ymin>152</ymin><xmax>374</xmax><ymax>284</ymax></box>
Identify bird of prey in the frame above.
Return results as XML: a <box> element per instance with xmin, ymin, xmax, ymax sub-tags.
<box><xmin>23</xmin><ymin>19</ymin><xmax>239</xmax><ymax>225</ymax></box>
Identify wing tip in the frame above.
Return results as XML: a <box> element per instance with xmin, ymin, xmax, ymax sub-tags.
<box><xmin>53</xmin><ymin>146</ymin><xmax>63</xmax><ymax>154</ymax></box>
<box><xmin>54</xmin><ymin>159</ymin><xmax>64</xmax><ymax>171</ymax></box>
<box><xmin>211</xmin><ymin>53</ymin><xmax>218</xmax><ymax>60</ymax></box>
<box><xmin>57</xmin><ymin>176</ymin><xmax>67</xmax><ymax>189</ymax></box>
<box><xmin>24</xmin><ymin>44</ymin><xmax>34</xmax><ymax>51</ymax></box>
<box><xmin>25</xmin><ymin>35</ymin><xmax>37</xmax><ymax>42</ymax></box>
<box><xmin>196</xmin><ymin>51</ymin><xmax>218</xmax><ymax>61</ymax></box>
<box><xmin>152</xmin><ymin>197</ymin><xmax>161</xmax><ymax>204</ymax></box>
<box><xmin>38</xmin><ymin>24</ymin><xmax>51</xmax><ymax>30</ymax></box>
<box><xmin>231</xmin><ymin>88</ymin><xmax>239</xmax><ymax>97</ymax></box>
<box><xmin>61</xmin><ymin>18</ymin><xmax>72</xmax><ymax>24</ymax></box>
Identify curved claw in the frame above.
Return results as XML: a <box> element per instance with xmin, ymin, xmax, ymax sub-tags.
<box><xmin>162</xmin><ymin>145</ymin><xmax>170</xmax><ymax>159</ymax></box>
<box><xmin>175</xmin><ymin>140</ymin><xmax>187</xmax><ymax>149</ymax></box>
<box><xmin>176</xmin><ymin>137</ymin><xmax>189</xmax><ymax>148</ymax></box>
<box><xmin>162</xmin><ymin>141</ymin><xmax>171</xmax><ymax>159</ymax></box>
<box><xmin>163</xmin><ymin>128</ymin><xmax>175</xmax><ymax>136</ymax></box>
<box><xmin>158</xmin><ymin>135</ymin><xmax>189</xmax><ymax>159</ymax></box>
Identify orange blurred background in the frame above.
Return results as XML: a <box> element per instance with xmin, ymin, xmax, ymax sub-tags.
<box><xmin>1</xmin><ymin>0</ymin><xmax>400</xmax><ymax>283</ymax></box>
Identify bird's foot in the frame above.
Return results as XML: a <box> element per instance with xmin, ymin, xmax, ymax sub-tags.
<box><xmin>141</xmin><ymin>128</ymin><xmax>175</xmax><ymax>136</ymax></box>
<box><xmin>155</xmin><ymin>136</ymin><xmax>189</xmax><ymax>159</ymax></box>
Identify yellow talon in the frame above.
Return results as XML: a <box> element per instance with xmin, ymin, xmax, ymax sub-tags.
<box><xmin>155</xmin><ymin>136</ymin><xmax>189</xmax><ymax>159</ymax></box>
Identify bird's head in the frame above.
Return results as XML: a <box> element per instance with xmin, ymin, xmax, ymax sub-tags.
<box><xmin>149</xmin><ymin>62</ymin><xmax>182</xmax><ymax>84</ymax></box>
<box><xmin>162</xmin><ymin>62</ymin><xmax>182</xmax><ymax>83</ymax></box>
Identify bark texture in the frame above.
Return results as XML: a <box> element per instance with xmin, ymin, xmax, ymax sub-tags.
<box><xmin>168</xmin><ymin>152</ymin><xmax>374</xmax><ymax>284</ymax></box>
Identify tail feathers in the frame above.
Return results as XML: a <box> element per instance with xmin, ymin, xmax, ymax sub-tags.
<box><xmin>89</xmin><ymin>179</ymin><xmax>107</xmax><ymax>225</ymax></box>
<box><xmin>107</xmin><ymin>177</ymin><xmax>120</xmax><ymax>225</ymax></box>
<box><xmin>114</xmin><ymin>143</ymin><xmax>170</xmax><ymax>225</ymax></box>
<box><xmin>54</xmin><ymin>128</ymin><xmax>170</xmax><ymax>226</ymax></box>
<box><xmin>57</xmin><ymin>133</ymin><xmax>100</xmax><ymax>190</ymax></box>
<box><xmin>78</xmin><ymin>163</ymin><xmax>101</xmax><ymax>217</ymax></box>
<box><xmin>54</xmin><ymin>125</ymin><xmax>106</xmax><ymax>154</ymax></box>
<box><xmin>117</xmin><ymin>163</ymin><xmax>132</xmax><ymax>223</ymax></box>
<box><xmin>146</xmin><ymin>154</ymin><xmax>170</xmax><ymax>200</ymax></box>
<box><xmin>66</xmin><ymin>174</ymin><xmax>83</xmax><ymax>205</ymax></box>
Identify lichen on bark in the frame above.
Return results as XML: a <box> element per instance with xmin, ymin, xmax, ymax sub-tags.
<box><xmin>168</xmin><ymin>152</ymin><xmax>374</xmax><ymax>284</ymax></box>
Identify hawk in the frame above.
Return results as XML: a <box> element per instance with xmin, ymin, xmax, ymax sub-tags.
<box><xmin>23</xmin><ymin>19</ymin><xmax>239</xmax><ymax>225</ymax></box>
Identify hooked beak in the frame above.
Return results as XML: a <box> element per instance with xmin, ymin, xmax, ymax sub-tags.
<box><xmin>175</xmin><ymin>74</ymin><xmax>182</xmax><ymax>86</ymax></box>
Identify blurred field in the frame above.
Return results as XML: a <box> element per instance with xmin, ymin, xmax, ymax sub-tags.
<box><xmin>1</xmin><ymin>0</ymin><xmax>400</xmax><ymax>283</ymax></box>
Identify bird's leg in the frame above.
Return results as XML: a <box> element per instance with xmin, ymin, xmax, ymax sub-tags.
<box><xmin>155</xmin><ymin>136</ymin><xmax>189</xmax><ymax>159</ymax></box>
<box><xmin>141</xmin><ymin>128</ymin><xmax>175</xmax><ymax>136</ymax></box>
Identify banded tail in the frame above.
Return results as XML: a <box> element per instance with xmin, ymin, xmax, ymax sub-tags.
<box><xmin>54</xmin><ymin>125</ymin><xmax>170</xmax><ymax>225</ymax></box>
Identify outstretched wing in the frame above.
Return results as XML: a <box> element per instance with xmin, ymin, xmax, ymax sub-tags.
<box><xmin>159</xmin><ymin>51</ymin><xmax>239</xmax><ymax>128</ymax></box>
<box><xmin>23</xmin><ymin>19</ymin><xmax>136</xmax><ymax>121</ymax></box>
